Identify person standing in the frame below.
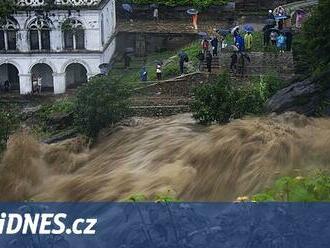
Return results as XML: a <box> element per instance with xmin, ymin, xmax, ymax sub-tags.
<box><xmin>156</xmin><ymin>64</ymin><xmax>162</xmax><ymax>80</ymax></box>
<box><xmin>205</xmin><ymin>51</ymin><xmax>213</xmax><ymax>73</ymax></box>
<box><xmin>263</xmin><ymin>28</ymin><xmax>271</xmax><ymax>47</ymax></box>
<box><xmin>153</xmin><ymin>7</ymin><xmax>159</xmax><ymax>22</ymax></box>
<box><xmin>140</xmin><ymin>66</ymin><xmax>148</xmax><ymax>81</ymax></box>
<box><xmin>178</xmin><ymin>50</ymin><xmax>188</xmax><ymax>75</ymax></box>
<box><xmin>276</xmin><ymin>33</ymin><xmax>286</xmax><ymax>53</ymax></box>
<box><xmin>244</xmin><ymin>32</ymin><xmax>253</xmax><ymax>50</ymax></box>
<box><xmin>211</xmin><ymin>36</ymin><xmax>219</xmax><ymax>56</ymax></box>
<box><xmin>196</xmin><ymin>50</ymin><xmax>205</xmax><ymax>71</ymax></box>
<box><xmin>235</xmin><ymin>34</ymin><xmax>245</xmax><ymax>52</ymax></box>
<box><xmin>285</xmin><ymin>30</ymin><xmax>293</xmax><ymax>51</ymax></box>
<box><xmin>37</xmin><ymin>76</ymin><xmax>42</xmax><ymax>94</ymax></box>
<box><xmin>4</xmin><ymin>80</ymin><xmax>10</xmax><ymax>92</ymax></box>
<box><xmin>192</xmin><ymin>13</ymin><xmax>198</xmax><ymax>30</ymax></box>
<box><xmin>124</xmin><ymin>53</ymin><xmax>131</xmax><ymax>69</ymax></box>
<box><xmin>230</xmin><ymin>51</ymin><xmax>238</xmax><ymax>72</ymax></box>
<box><xmin>202</xmin><ymin>38</ymin><xmax>209</xmax><ymax>56</ymax></box>
<box><xmin>270</xmin><ymin>31</ymin><xmax>278</xmax><ymax>46</ymax></box>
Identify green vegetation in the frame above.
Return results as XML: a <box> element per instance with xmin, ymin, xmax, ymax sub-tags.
<box><xmin>191</xmin><ymin>73</ymin><xmax>282</xmax><ymax>124</ymax></box>
<box><xmin>130</xmin><ymin>0</ymin><xmax>229</xmax><ymax>9</ymax></box>
<box><xmin>74</xmin><ymin>77</ymin><xmax>132</xmax><ymax>138</ymax></box>
<box><xmin>253</xmin><ymin>172</ymin><xmax>330</xmax><ymax>202</ymax></box>
<box><xmin>299</xmin><ymin>0</ymin><xmax>330</xmax><ymax>77</ymax></box>
<box><xmin>110</xmin><ymin>41</ymin><xmax>200</xmax><ymax>85</ymax></box>
<box><xmin>0</xmin><ymin>104</ymin><xmax>20</xmax><ymax>153</ymax></box>
<box><xmin>37</xmin><ymin>98</ymin><xmax>74</xmax><ymax>124</ymax></box>
<box><xmin>0</xmin><ymin>0</ymin><xmax>14</xmax><ymax>18</ymax></box>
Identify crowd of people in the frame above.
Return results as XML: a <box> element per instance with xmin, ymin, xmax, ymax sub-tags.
<box><xmin>132</xmin><ymin>5</ymin><xmax>304</xmax><ymax>82</ymax></box>
<box><xmin>263</xmin><ymin>8</ymin><xmax>294</xmax><ymax>53</ymax></box>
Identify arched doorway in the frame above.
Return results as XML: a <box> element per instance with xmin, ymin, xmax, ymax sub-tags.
<box><xmin>0</xmin><ymin>63</ymin><xmax>19</xmax><ymax>92</ymax></box>
<box><xmin>30</xmin><ymin>63</ymin><xmax>54</xmax><ymax>92</ymax></box>
<box><xmin>65</xmin><ymin>63</ymin><xmax>87</xmax><ymax>89</ymax></box>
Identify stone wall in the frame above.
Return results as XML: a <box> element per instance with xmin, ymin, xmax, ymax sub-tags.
<box><xmin>219</xmin><ymin>51</ymin><xmax>295</xmax><ymax>80</ymax></box>
<box><xmin>134</xmin><ymin>73</ymin><xmax>210</xmax><ymax>98</ymax></box>
<box><xmin>116</xmin><ymin>2</ymin><xmax>235</xmax><ymax>21</ymax></box>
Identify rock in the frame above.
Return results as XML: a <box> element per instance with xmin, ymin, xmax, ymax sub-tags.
<box><xmin>265</xmin><ymin>77</ymin><xmax>329</xmax><ymax>116</ymax></box>
<box><xmin>42</xmin><ymin>129</ymin><xmax>78</xmax><ymax>144</ymax></box>
<box><xmin>46</xmin><ymin>112</ymin><xmax>74</xmax><ymax>131</ymax></box>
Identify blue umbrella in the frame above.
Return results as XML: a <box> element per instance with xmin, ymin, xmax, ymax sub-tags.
<box><xmin>243</xmin><ymin>24</ymin><xmax>254</xmax><ymax>32</ymax></box>
<box><xmin>187</xmin><ymin>9</ymin><xmax>198</xmax><ymax>15</ymax></box>
<box><xmin>274</xmin><ymin>15</ymin><xmax>288</xmax><ymax>20</ymax></box>
<box><xmin>122</xmin><ymin>4</ymin><xmax>133</xmax><ymax>13</ymax></box>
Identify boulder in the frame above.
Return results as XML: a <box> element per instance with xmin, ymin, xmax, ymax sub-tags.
<box><xmin>265</xmin><ymin>77</ymin><xmax>326</xmax><ymax>116</ymax></box>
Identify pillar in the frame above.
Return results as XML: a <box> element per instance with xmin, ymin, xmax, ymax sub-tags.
<box><xmin>50</xmin><ymin>30</ymin><xmax>62</xmax><ymax>51</ymax></box>
<box><xmin>19</xmin><ymin>74</ymin><xmax>32</xmax><ymax>95</ymax></box>
<box><xmin>53</xmin><ymin>73</ymin><xmax>66</xmax><ymax>94</ymax></box>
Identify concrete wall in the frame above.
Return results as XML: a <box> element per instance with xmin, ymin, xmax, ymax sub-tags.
<box><xmin>116</xmin><ymin>32</ymin><xmax>198</xmax><ymax>57</ymax></box>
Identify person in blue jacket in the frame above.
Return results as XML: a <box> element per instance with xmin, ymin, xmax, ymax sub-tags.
<box><xmin>235</xmin><ymin>34</ymin><xmax>245</xmax><ymax>52</ymax></box>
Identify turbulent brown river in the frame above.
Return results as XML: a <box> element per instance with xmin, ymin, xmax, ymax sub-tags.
<box><xmin>1</xmin><ymin>112</ymin><xmax>330</xmax><ymax>202</ymax></box>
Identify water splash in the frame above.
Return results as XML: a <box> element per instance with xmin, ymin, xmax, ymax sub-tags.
<box><xmin>1</xmin><ymin>112</ymin><xmax>330</xmax><ymax>201</ymax></box>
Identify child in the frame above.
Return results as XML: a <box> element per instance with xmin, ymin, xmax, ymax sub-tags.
<box><xmin>276</xmin><ymin>33</ymin><xmax>286</xmax><ymax>53</ymax></box>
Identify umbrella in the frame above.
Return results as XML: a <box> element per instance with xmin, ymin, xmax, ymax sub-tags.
<box><xmin>274</xmin><ymin>15</ymin><xmax>288</xmax><ymax>20</ymax></box>
<box><xmin>265</xmin><ymin>19</ymin><xmax>276</xmax><ymax>26</ymax></box>
<box><xmin>198</xmin><ymin>32</ymin><xmax>208</xmax><ymax>38</ymax></box>
<box><xmin>216</xmin><ymin>28</ymin><xmax>231</xmax><ymax>36</ymax></box>
<box><xmin>227</xmin><ymin>45</ymin><xmax>239</xmax><ymax>52</ymax></box>
<box><xmin>150</xmin><ymin>4</ymin><xmax>159</xmax><ymax>9</ymax></box>
<box><xmin>231</xmin><ymin>26</ymin><xmax>239</xmax><ymax>35</ymax></box>
<box><xmin>243</xmin><ymin>24</ymin><xmax>254</xmax><ymax>32</ymax></box>
<box><xmin>187</xmin><ymin>9</ymin><xmax>198</xmax><ymax>15</ymax></box>
<box><xmin>122</xmin><ymin>4</ymin><xmax>133</xmax><ymax>13</ymax></box>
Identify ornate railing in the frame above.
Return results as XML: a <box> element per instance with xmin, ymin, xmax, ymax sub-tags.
<box><xmin>16</xmin><ymin>0</ymin><xmax>102</xmax><ymax>7</ymax></box>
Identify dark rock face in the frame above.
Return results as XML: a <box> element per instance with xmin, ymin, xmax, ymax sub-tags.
<box><xmin>265</xmin><ymin>77</ymin><xmax>330</xmax><ymax>116</ymax></box>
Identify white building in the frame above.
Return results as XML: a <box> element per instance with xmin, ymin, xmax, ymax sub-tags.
<box><xmin>0</xmin><ymin>0</ymin><xmax>116</xmax><ymax>94</ymax></box>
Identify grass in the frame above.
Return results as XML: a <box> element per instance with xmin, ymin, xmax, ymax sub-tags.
<box><xmin>109</xmin><ymin>41</ymin><xmax>200</xmax><ymax>86</ymax></box>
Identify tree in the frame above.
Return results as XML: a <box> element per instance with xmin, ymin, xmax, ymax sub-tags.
<box><xmin>74</xmin><ymin>77</ymin><xmax>132</xmax><ymax>138</ymax></box>
<box><xmin>301</xmin><ymin>0</ymin><xmax>330</xmax><ymax>75</ymax></box>
<box><xmin>191</xmin><ymin>73</ymin><xmax>281</xmax><ymax>124</ymax></box>
<box><xmin>0</xmin><ymin>0</ymin><xmax>14</xmax><ymax>18</ymax></box>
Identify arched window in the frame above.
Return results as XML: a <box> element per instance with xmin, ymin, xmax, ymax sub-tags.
<box><xmin>0</xmin><ymin>17</ymin><xmax>18</xmax><ymax>51</ymax></box>
<box><xmin>28</xmin><ymin>18</ymin><xmax>51</xmax><ymax>50</ymax></box>
<box><xmin>62</xmin><ymin>19</ymin><xmax>85</xmax><ymax>50</ymax></box>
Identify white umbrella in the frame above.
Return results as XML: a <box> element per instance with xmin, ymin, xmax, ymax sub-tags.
<box><xmin>231</xmin><ymin>26</ymin><xmax>239</xmax><ymax>35</ymax></box>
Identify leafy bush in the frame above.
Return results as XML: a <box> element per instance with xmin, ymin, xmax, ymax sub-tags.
<box><xmin>0</xmin><ymin>105</ymin><xmax>19</xmax><ymax>152</ymax></box>
<box><xmin>74</xmin><ymin>77</ymin><xmax>132</xmax><ymax>138</ymax></box>
<box><xmin>37</xmin><ymin>98</ymin><xmax>74</xmax><ymax>122</ymax></box>
<box><xmin>191</xmin><ymin>73</ymin><xmax>282</xmax><ymax>124</ymax></box>
<box><xmin>252</xmin><ymin>172</ymin><xmax>330</xmax><ymax>202</ymax></box>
